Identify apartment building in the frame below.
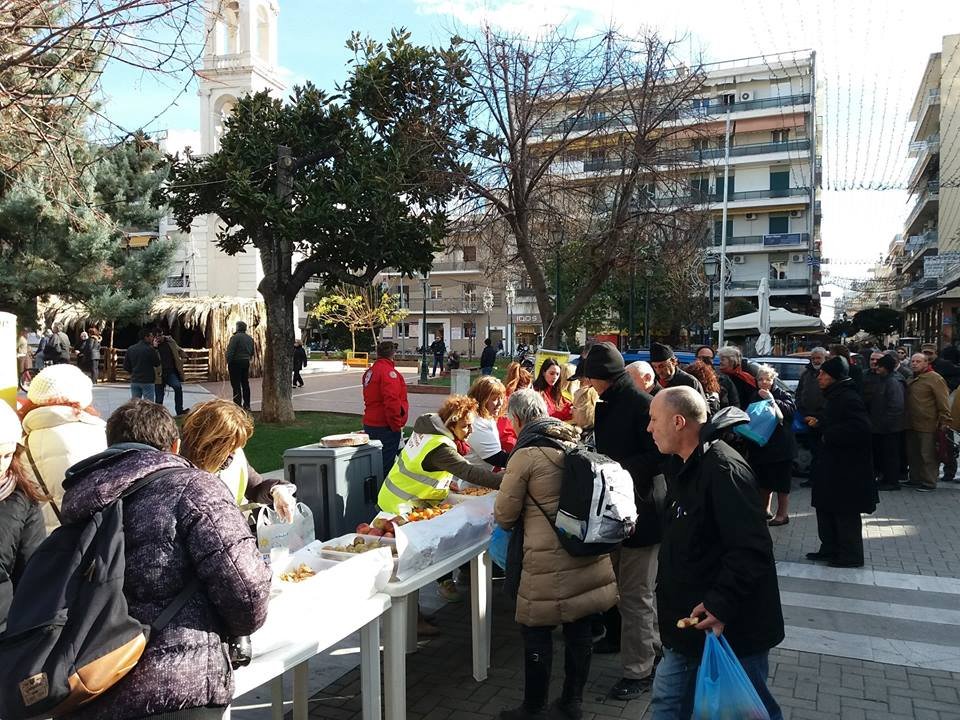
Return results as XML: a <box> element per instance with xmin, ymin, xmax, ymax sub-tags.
<box><xmin>899</xmin><ymin>34</ymin><xmax>960</xmax><ymax>344</ymax></box>
<box><xmin>526</xmin><ymin>50</ymin><xmax>822</xmax><ymax>318</ymax></box>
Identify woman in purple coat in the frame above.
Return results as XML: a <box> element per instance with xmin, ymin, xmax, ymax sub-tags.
<box><xmin>60</xmin><ymin>400</ymin><xmax>271</xmax><ymax>720</ymax></box>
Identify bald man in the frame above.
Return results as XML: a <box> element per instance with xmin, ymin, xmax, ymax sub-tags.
<box><xmin>647</xmin><ymin>388</ymin><xmax>784</xmax><ymax>720</ymax></box>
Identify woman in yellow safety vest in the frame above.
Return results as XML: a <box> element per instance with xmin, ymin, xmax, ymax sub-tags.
<box><xmin>180</xmin><ymin>399</ymin><xmax>297</xmax><ymax>521</ymax></box>
<box><xmin>378</xmin><ymin>395</ymin><xmax>501</xmax><ymax>515</ymax></box>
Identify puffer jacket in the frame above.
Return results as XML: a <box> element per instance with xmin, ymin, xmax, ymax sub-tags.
<box><xmin>21</xmin><ymin>405</ymin><xmax>107</xmax><ymax>532</ymax></box>
<box><xmin>60</xmin><ymin>445</ymin><xmax>271</xmax><ymax>720</ymax></box>
<box><xmin>495</xmin><ymin>420</ymin><xmax>617</xmax><ymax>627</ymax></box>
<box><xmin>0</xmin><ymin>487</ymin><xmax>46</xmax><ymax>633</ymax></box>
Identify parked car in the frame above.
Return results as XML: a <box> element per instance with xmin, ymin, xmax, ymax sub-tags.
<box><xmin>747</xmin><ymin>356</ymin><xmax>809</xmax><ymax>392</ymax></box>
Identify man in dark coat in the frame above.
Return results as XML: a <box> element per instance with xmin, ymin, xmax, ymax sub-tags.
<box><xmin>795</xmin><ymin>347</ymin><xmax>827</xmax><ymax>486</ymax></box>
<box><xmin>870</xmin><ymin>354</ymin><xmax>905</xmax><ymax>491</ymax></box>
<box><xmin>430</xmin><ymin>335</ymin><xmax>446</xmax><ymax>377</ymax></box>
<box><xmin>480</xmin><ymin>337</ymin><xmax>498</xmax><ymax>375</ymax></box>
<box><xmin>650</xmin><ymin>342</ymin><xmax>704</xmax><ymax>396</ymax></box>
<box><xmin>225</xmin><ymin>321</ymin><xmax>255</xmax><ymax>410</ymax></box>
<box><xmin>648</xmin><ymin>389</ymin><xmax>783</xmax><ymax>720</ymax></box>
<box><xmin>806</xmin><ymin>356</ymin><xmax>877</xmax><ymax>568</ymax></box>
<box><xmin>582</xmin><ymin>342</ymin><xmax>664</xmax><ymax>699</ymax></box>
<box><xmin>59</xmin><ymin>399</ymin><xmax>271</xmax><ymax>719</ymax></box>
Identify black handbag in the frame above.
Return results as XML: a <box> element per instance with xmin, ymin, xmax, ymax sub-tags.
<box><xmin>504</xmin><ymin>516</ymin><xmax>525</xmax><ymax>600</ymax></box>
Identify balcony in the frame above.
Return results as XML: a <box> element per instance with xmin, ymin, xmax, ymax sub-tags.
<box><xmin>409</xmin><ymin>298</ymin><xmax>487</xmax><ymax>314</ymax></box>
<box><xmin>904</xmin><ymin>181</ymin><xmax>940</xmax><ymax>236</ymax></box>
<box><xmin>532</xmin><ymin>93</ymin><xmax>811</xmax><ymax>138</ymax></box>
<box><xmin>728</xmin><ymin>278</ymin><xmax>809</xmax><ymax>290</ymax></box>
<box><xmin>654</xmin><ymin>186</ymin><xmax>810</xmax><ymax>207</ymax></box>
<box><xmin>430</xmin><ymin>260</ymin><xmax>481</xmax><ymax>272</ymax></box>
<box><xmin>684</xmin><ymin>138</ymin><xmax>810</xmax><ymax>163</ymax></box>
<box><xmin>712</xmin><ymin>232</ymin><xmax>810</xmax><ymax>248</ymax></box>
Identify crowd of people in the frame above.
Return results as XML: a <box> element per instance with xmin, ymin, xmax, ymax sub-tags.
<box><xmin>6</xmin><ymin>327</ymin><xmax>960</xmax><ymax>720</ymax></box>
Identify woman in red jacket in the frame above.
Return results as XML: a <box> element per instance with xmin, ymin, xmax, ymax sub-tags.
<box><xmin>533</xmin><ymin>358</ymin><xmax>572</xmax><ymax>421</ymax></box>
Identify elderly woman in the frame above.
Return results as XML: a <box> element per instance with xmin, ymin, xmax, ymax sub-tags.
<box><xmin>717</xmin><ymin>346</ymin><xmax>757</xmax><ymax>410</ymax></box>
<box><xmin>747</xmin><ymin>364</ymin><xmax>796</xmax><ymax>526</ymax></box>
<box><xmin>179</xmin><ymin>399</ymin><xmax>297</xmax><ymax>521</ymax></box>
<box><xmin>466</xmin><ymin>376</ymin><xmax>515</xmax><ymax>467</ymax></box>
<box><xmin>495</xmin><ymin>389</ymin><xmax>617</xmax><ymax>720</ymax></box>
<box><xmin>378</xmin><ymin>395</ymin><xmax>500</xmax><ymax>515</ymax></box>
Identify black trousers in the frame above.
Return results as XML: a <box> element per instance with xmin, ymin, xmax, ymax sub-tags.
<box><xmin>520</xmin><ymin>615</ymin><xmax>593</xmax><ymax>709</ymax></box>
<box><xmin>292</xmin><ymin>368</ymin><xmax>304</xmax><ymax>387</ymax></box>
<box><xmin>815</xmin><ymin>508</ymin><xmax>863</xmax><ymax>565</ymax></box>
<box><xmin>872</xmin><ymin>433</ymin><xmax>900</xmax><ymax>486</ymax></box>
<box><xmin>228</xmin><ymin>360</ymin><xmax>251</xmax><ymax>409</ymax></box>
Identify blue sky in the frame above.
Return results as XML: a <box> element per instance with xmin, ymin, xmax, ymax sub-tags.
<box><xmin>96</xmin><ymin>0</ymin><xmax>960</xmax><ymax>318</ymax></box>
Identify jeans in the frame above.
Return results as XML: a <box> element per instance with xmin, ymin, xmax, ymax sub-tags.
<box><xmin>363</xmin><ymin>424</ymin><xmax>402</xmax><ymax>475</ymax></box>
<box><xmin>432</xmin><ymin>354</ymin><xmax>443</xmax><ymax>376</ymax></box>
<box><xmin>130</xmin><ymin>382</ymin><xmax>156</xmax><ymax>402</ymax></box>
<box><xmin>481</xmin><ymin>366</ymin><xmax>494</xmax><ymax>375</ymax></box>
<box><xmin>155</xmin><ymin>370</ymin><xmax>185</xmax><ymax>414</ymax></box>
<box><xmin>228</xmin><ymin>360</ymin><xmax>251</xmax><ymax>409</ymax></box>
<box><xmin>650</xmin><ymin>646</ymin><xmax>782</xmax><ymax>720</ymax></box>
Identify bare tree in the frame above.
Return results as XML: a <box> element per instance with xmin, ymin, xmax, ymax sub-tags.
<box><xmin>454</xmin><ymin>26</ymin><xmax>711</xmax><ymax>347</ymax></box>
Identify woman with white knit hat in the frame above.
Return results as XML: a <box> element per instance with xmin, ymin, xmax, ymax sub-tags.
<box><xmin>18</xmin><ymin>364</ymin><xmax>106</xmax><ymax>531</ymax></box>
<box><xmin>0</xmin><ymin>402</ymin><xmax>46</xmax><ymax>632</ymax></box>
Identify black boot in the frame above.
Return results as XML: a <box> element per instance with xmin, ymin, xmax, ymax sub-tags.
<box><xmin>550</xmin><ymin>639</ymin><xmax>592</xmax><ymax>720</ymax></box>
<box><xmin>501</xmin><ymin>648</ymin><xmax>552</xmax><ymax>719</ymax></box>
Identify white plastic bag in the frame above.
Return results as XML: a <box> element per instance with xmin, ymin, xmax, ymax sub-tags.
<box><xmin>257</xmin><ymin>502</ymin><xmax>315</xmax><ymax>556</ymax></box>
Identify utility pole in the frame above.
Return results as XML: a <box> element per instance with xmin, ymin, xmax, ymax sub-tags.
<box><xmin>718</xmin><ymin>110</ymin><xmax>732</xmax><ymax>347</ymax></box>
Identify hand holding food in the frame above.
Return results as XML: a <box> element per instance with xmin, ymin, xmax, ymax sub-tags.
<box><xmin>676</xmin><ymin>616</ymin><xmax>702</xmax><ymax>629</ymax></box>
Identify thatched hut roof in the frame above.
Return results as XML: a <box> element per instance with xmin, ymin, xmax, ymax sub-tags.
<box><xmin>42</xmin><ymin>295</ymin><xmax>266</xmax><ymax>381</ymax></box>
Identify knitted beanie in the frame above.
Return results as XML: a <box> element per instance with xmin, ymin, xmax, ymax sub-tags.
<box><xmin>27</xmin><ymin>364</ymin><xmax>94</xmax><ymax>409</ymax></box>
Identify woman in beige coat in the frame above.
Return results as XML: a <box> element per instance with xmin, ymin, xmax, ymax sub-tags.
<box><xmin>495</xmin><ymin>389</ymin><xmax>618</xmax><ymax>720</ymax></box>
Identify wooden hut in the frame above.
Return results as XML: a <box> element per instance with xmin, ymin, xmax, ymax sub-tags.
<box><xmin>43</xmin><ymin>296</ymin><xmax>266</xmax><ymax>382</ymax></box>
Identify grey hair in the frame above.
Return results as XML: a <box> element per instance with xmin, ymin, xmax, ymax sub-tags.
<box><xmin>507</xmin><ymin>388</ymin><xmax>548</xmax><ymax>426</ymax></box>
<box><xmin>717</xmin><ymin>346</ymin><xmax>741</xmax><ymax>365</ymax></box>
<box><xmin>626</xmin><ymin>361</ymin><xmax>654</xmax><ymax>380</ymax></box>
<box><xmin>810</xmin><ymin>346</ymin><xmax>828</xmax><ymax>357</ymax></box>
<box><xmin>756</xmin><ymin>363</ymin><xmax>778</xmax><ymax>381</ymax></box>
<box><xmin>660</xmin><ymin>386</ymin><xmax>708</xmax><ymax>424</ymax></box>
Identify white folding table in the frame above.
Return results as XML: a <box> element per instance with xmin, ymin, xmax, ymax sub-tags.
<box><xmin>229</xmin><ymin>592</ymin><xmax>391</xmax><ymax>720</ymax></box>
<box><xmin>382</xmin><ymin>539</ymin><xmax>493</xmax><ymax>720</ymax></box>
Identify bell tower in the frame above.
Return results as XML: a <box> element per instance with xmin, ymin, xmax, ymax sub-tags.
<box><xmin>188</xmin><ymin>0</ymin><xmax>285</xmax><ymax>298</ymax></box>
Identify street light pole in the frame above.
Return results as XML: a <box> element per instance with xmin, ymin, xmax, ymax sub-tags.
<box><xmin>420</xmin><ymin>273</ymin><xmax>429</xmax><ymax>384</ymax></box>
<box><xmin>505</xmin><ymin>283</ymin><xmax>516</xmax><ymax>357</ymax></box>
<box><xmin>482</xmin><ymin>287</ymin><xmax>494</xmax><ymax>345</ymax></box>
<box><xmin>644</xmin><ymin>268</ymin><xmax>652</xmax><ymax>347</ymax></box>
<box><xmin>718</xmin><ymin>109</ymin><xmax>732</xmax><ymax>347</ymax></box>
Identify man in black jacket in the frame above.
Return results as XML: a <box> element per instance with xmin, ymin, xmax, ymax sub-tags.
<box><xmin>648</xmin><ymin>388</ymin><xmax>784</xmax><ymax>720</ymax></box>
<box><xmin>649</xmin><ymin>343</ymin><xmax>704</xmax><ymax>397</ymax></box>
<box><xmin>582</xmin><ymin>342</ymin><xmax>664</xmax><ymax>700</ymax></box>
<box><xmin>430</xmin><ymin>335</ymin><xmax>446</xmax><ymax>377</ymax></box>
<box><xmin>479</xmin><ymin>338</ymin><xmax>497</xmax><ymax>375</ymax></box>
<box><xmin>806</xmin><ymin>356</ymin><xmax>876</xmax><ymax>568</ymax></box>
<box><xmin>124</xmin><ymin>326</ymin><xmax>161</xmax><ymax>402</ymax></box>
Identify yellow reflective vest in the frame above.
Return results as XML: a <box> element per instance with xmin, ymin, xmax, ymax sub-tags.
<box><xmin>378</xmin><ymin>432</ymin><xmax>456</xmax><ymax>514</ymax></box>
<box><xmin>218</xmin><ymin>446</ymin><xmax>249</xmax><ymax>505</ymax></box>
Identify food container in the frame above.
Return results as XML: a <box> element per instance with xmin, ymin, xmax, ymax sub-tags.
<box><xmin>320</xmin><ymin>432</ymin><xmax>370</xmax><ymax>448</ymax></box>
<box><xmin>320</xmin><ymin>533</ymin><xmax>400</xmax><ymax>578</ymax></box>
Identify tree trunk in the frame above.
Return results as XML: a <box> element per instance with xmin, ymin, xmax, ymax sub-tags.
<box><xmin>259</xmin><ymin>285</ymin><xmax>296</xmax><ymax>424</ymax></box>
<box><xmin>350</xmin><ymin>331</ymin><xmax>356</xmax><ymax>353</ymax></box>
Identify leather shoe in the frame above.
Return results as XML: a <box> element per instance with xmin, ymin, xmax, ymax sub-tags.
<box><xmin>609</xmin><ymin>676</ymin><xmax>653</xmax><ymax>700</ymax></box>
<box><xmin>806</xmin><ymin>551</ymin><xmax>831</xmax><ymax>562</ymax></box>
<box><xmin>768</xmin><ymin>517</ymin><xmax>790</xmax><ymax>527</ymax></box>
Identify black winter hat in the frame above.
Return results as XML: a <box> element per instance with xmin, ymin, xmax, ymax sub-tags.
<box><xmin>649</xmin><ymin>342</ymin><xmax>675</xmax><ymax>362</ymax></box>
<box><xmin>821</xmin><ymin>355</ymin><xmax>849</xmax><ymax>380</ymax></box>
<box><xmin>582</xmin><ymin>341</ymin><xmax>625</xmax><ymax>380</ymax></box>
<box><xmin>877</xmin><ymin>354</ymin><xmax>897</xmax><ymax>374</ymax></box>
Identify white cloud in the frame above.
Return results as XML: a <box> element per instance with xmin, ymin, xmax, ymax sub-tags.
<box><xmin>162</xmin><ymin>128</ymin><xmax>201</xmax><ymax>155</ymax></box>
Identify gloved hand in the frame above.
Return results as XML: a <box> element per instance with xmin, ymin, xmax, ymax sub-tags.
<box><xmin>270</xmin><ymin>484</ymin><xmax>297</xmax><ymax>523</ymax></box>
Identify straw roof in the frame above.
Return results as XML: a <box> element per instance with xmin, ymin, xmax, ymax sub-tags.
<box><xmin>42</xmin><ymin>295</ymin><xmax>267</xmax><ymax>381</ymax></box>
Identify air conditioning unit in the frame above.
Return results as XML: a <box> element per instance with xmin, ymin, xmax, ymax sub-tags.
<box><xmin>791</xmin><ymin>253</ymin><xmax>806</xmax><ymax>263</ymax></box>
<box><xmin>789</xmin><ymin>210</ymin><xmax>804</xmax><ymax>218</ymax></box>
<box><xmin>740</xmin><ymin>91</ymin><xmax>754</xmax><ymax>101</ymax></box>
<box><xmin>745</xmin><ymin>212</ymin><xmax>758</xmax><ymax>220</ymax></box>
<box><xmin>732</xmin><ymin>255</ymin><xmax>746</xmax><ymax>264</ymax></box>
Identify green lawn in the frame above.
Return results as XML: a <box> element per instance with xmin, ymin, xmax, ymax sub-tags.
<box><xmin>414</xmin><ymin>357</ymin><xmax>514</xmax><ymax>387</ymax></box>
<box><xmin>245</xmin><ymin>411</ymin><xmax>363</xmax><ymax>471</ymax></box>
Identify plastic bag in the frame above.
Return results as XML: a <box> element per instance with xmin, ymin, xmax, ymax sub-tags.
<box><xmin>489</xmin><ymin>526</ymin><xmax>511</xmax><ymax>569</ymax></box>
<box><xmin>791</xmin><ymin>412</ymin><xmax>809</xmax><ymax>435</ymax></box>
<box><xmin>733</xmin><ymin>400</ymin><xmax>778</xmax><ymax>447</ymax></box>
<box><xmin>257</xmin><ymin>502</ymin><xmax>315</xmax><ymax>556</ymax></box>
<box><xmin>693</xmin><ymin>633</ymin><xmax>770</xmax><ymax>720</ymax></box>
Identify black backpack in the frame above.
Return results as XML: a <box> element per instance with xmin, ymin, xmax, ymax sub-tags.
<box><xmin>528</xmin><ymin>442</ymin><xmax>638</xmax><ymax>557</ymax></box>
<box><xmin>0</xmin><ymin>467</ymin><xmax>196</xmax><ymax>719</ymax></box>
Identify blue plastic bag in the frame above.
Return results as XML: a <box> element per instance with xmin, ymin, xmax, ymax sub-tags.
<box><xmin>733</xmin><ymin>399</ymin><xmax>778</xmax><ymax>447</ymax></box>
<box><xmin>693</xmin><ymin>634</ymin><xmax>770</xmax><ymax>720</ymax></box>
<box><xmin>791</xmin><ymin>412</ymin><xmax>809</xmax><ymax>434</ymax></box>
<box><xmin>489</xmin><ymin>526</ymin><xmax>511</xmax><ymax>568</ymax></box>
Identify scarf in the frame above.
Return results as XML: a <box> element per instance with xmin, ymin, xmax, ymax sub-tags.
<box><xmin>721</xmin><ymin>365</ymin><xmax>758</xmax><ymax>391</ymax></box>
<box><xmin>513</xmin><ymin>416</ymin><xmax>569</xmax><ymax>453</ymax></box>
<box><xmin>0</xmin><ymin>471</ymin><xmax>16</xmax><ymax>503</ymax></box>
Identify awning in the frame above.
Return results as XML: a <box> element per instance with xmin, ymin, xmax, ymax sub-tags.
<box><xmin>715</xmin><ymin>307</ymin><xmax>824</xmax><ymax>333</ymax></box>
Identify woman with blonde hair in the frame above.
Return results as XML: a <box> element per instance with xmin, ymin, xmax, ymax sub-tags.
<box><xmin>180</xmin><ymin>399</ymin><xmax>296</xmax><ymax>521</ymax></box>
<box><xmin>571</xmin><ymin>385</ymin><xmax>600</xmax><ymax>449</ymax></box>
<box><xmin>466</xmin><ymin>375</ymin><xmax>516</xmax><ymax>468</ymax></box>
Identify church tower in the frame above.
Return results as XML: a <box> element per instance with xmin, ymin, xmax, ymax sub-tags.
<box><xmin>187</xmin><ymin>0</ymin><xmax>285</xmax><ymax>297</ymax></box>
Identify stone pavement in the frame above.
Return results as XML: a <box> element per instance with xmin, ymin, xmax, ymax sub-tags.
<box><xmin>229</xmin><ymin>479</ymin><xmax>960</xmax><ymax>720</ymax></box>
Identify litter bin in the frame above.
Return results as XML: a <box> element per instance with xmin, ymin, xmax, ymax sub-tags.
<box><xmin>283</xmin><ymin>441</ymin><xmax>384</xmax><ymax>541</ymax></box>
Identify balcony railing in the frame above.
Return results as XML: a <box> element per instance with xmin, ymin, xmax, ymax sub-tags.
<box><xmin>712</xmin><ymin>232</ymin><xmax>810</xmax><ymax>248</ymax></box>
<box><xmin>729</xmin><ymin>278</ymin><xmax>809</xmax><ymax>290</ymax></box>
<box><xmin>409</xmin><ymin>298</ymin><xmax>486</xmax><ymax>313</ymax></box>
<box><xmin>430</xmin><ymin>260</ymin><xmax>481</xmax><ymax>272</ymax></box>
<box><xmin>655</xmin><ymin>186</ymin><xmax>810</xmax><ymax>206</ymax></box>
<box><xmin>685</xmin><ymin>138</ymin><xmax>810</xmax><ymax>162</ymax></box>
<box><xmin>532</xmin><ymin>93</ymin><xmax>811</xmax><ymax>137</ymax></box>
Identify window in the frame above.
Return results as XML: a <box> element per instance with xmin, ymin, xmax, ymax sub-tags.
<box><xmin>692</xmin><ymin>138</ymin><xmax>709</xmax><ymax>151</ymax></box>
<box><xmin>430</xmin><ymin>285</ymin><xmax>443</xmax><ymax>300</ymax></box>
<box><xmin>720</xmin><ymin>93</ymin><xmax>736</xmax><ymax>106</ymax></box>
<box><xmin>715</xmin><ymin>135</ymin><xmax>726</xmax><ymax>149</ymax></box>
<box><xmin>715</xmin><ymin>174</ymin><xmax>734</xmax><ymax>199</ymax></box>
<box><xmin>772</xmin><ymin>129</ymin><xmax>790</xmax><ymax>144</ymax></box>
<box><xmin>463</xmin><ymin>322</ymin><xmax>476</xmax><ymax>338</ymax></box>
<box><xmin>166</xmin><ymin>274</ymin><xmax>189</xmax><ymax>288</ymax></box>
<box><xmin>396</xmin><ymin>323</ymin><xmax>412</xmax><ymax>338</ymax></box>
<box><xmin>397</xmin><ymin>285</ymin><xmax>410</xmax><ymax>308</ymax></box>
<box><xmin>769</xmin><ymin>253</ymin><xmax>789</xmax><ymax>280</ymax></box>
<box><xmin>769</xmin><ymin>170</ymin><xmax>790</xmax><ymax>197</ymax></box>
<box><xmin>462</xmin><ymin>245</ymin><xmax>477</xmax><ymax>262</ymax></box>
<box><xmin>691</xmin><ymin>176</ymin><xmax>709</xmax><ymax>200</ymax></box>
<box><xmin>714</xmin><ymin>219</ymin><xmax>733</xmax><ymax>243</ymax></box>
<box><xmin>768</xmin><ymin>215</ymin><xmax>790</xmax><ymax>234</ymax></box>
<box><xmin>692</xmin><ymin>97</ymin><xmax>710</xmax><ymax>110</ymax></box>
<box><xmin>463</xmin><ymin>284</ymin><xmax>477</xmax><ymax>304</ymax></box>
